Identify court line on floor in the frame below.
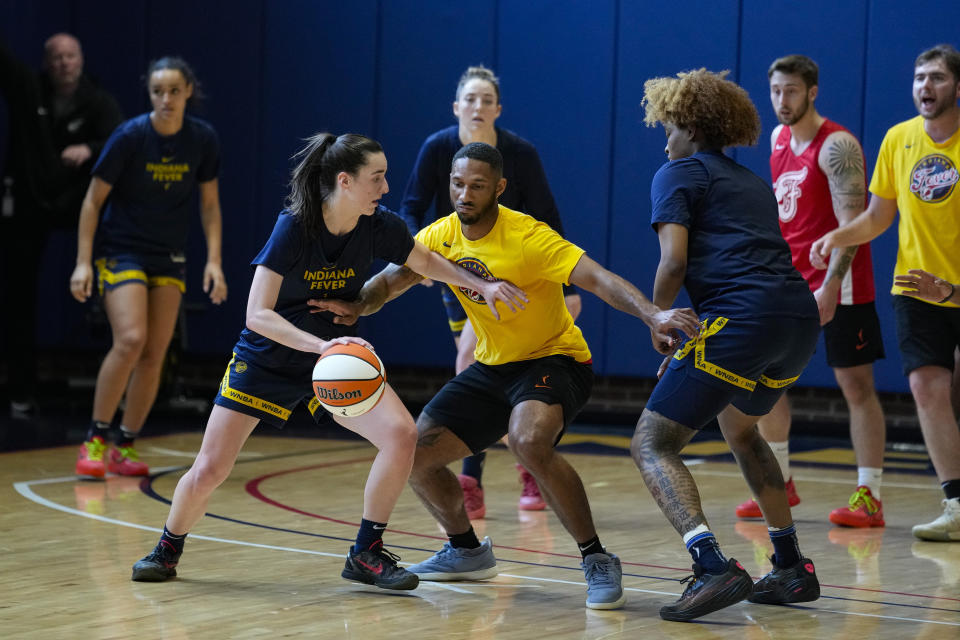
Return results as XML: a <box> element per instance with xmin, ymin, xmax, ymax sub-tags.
<box><xmin>13</xmin><ymin>473</ymin><xmax>960</xmax><ymax>624</ymax></box>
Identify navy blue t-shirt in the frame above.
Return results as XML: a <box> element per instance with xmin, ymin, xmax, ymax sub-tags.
<box><xmin>398</xmin><ymin>125</ymin><xmax>564</xmax><ymax>237</ymax></box>
<box><xmin>93</xmin><ymin>113</ymin><xmax>220</xmax><ymax>255</ymax></box>
<box><xmin>233</xmin><ymin>207</ymin><xmax>415</xmax><ymax>376</ymax></box>
<box><xmin>650</xmin><ymin>151</ymin><xmax>816</xmax><ymax>319</ymax></box>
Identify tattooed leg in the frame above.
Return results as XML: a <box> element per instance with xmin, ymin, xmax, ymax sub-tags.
<box><xmin>631</xmin><ymin>408</ymin><xmax>705</xmax><ymax>535</ymax></box>
<box><xmin>718</xmin><ymin>404</ymin><xmax>792</xmax><ymax>528</ymax></box>
<box><xmin>408</xmin><ymin>411</ymin><xmax>475</xmax><ymax>534</ymax></box>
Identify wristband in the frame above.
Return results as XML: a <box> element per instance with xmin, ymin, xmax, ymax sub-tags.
<box><xmin>938</xmin><ymin>282</ymin><xmax>955</xmax><ymax>304</ymax></box>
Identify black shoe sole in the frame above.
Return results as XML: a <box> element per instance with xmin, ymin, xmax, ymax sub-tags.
<box><xmin>131</xmin><ymin>564</ymin><xmax>177</xmax><ymax>582</ymax></box>
<box><xmin>341</xmin><ymin>568</ymin><xmax>420</xmax><ymax>591</ymax></box>
<box><xmin>660</xmin><ymin>574</ymin><xmax>753</xmax><ymax>622</ymax></box>
<box><xmin>748</xmin><ymin>584</ymin><xmax>819</xmax><ymax>604</ymax></box>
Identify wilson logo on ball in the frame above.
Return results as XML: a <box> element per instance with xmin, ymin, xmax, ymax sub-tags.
<box><xmin>312</xmin><ymin>342</ymin><xmax>386</xmax><ymax>417</ymax></box>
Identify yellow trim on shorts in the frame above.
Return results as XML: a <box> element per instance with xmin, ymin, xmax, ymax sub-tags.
<box><xmin>148</xmin><ymin>276</ymin><xmax>186</xmax><ymax>293</ymax></box>
<box><xmin>673</xmin><ymin>317</ymin><xmax>756</xmax><ymax>392</ymax></box>
<box><xmin>94</xmin><ymin>259</ymin><xmax>186</xmax><ymax>295</ymax></box>
<box><xmin>758</xmin><ymin>373</ymin><xmax>800</xmax><ymax>389</ymax></box>
<box><xmin>306</xmin><ymin>396</ymin><xmax>322</xmax><ymax>416</ymax></box>
<box><xmin>448</xmin><ymin>317</ymin><xmax>467</xmax><ymax>334</ymax></box>
<box><xmin>219</xmin><ymin>354</ymin><xmax>292</xmax><ymax>421</ymax></box>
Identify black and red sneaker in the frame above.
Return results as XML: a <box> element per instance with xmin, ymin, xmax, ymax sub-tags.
<box><xmin>659</xmin><ymin>558</ymin><xmax>753</xmax><ymax>622</ymax></box>
<box><xmin>131</xmin><ymin>540</ymin><xmax>181</xmax><ymax>582</ymax></box>
<box><xmin>342</xmin><ymin>541</ymin><xmax>419</xmax><ymax>591</ymax></box>
<box><xmin>748</xmin><ymin>557</ymin><xmax>820</xmax><ymax>604</ymax></box>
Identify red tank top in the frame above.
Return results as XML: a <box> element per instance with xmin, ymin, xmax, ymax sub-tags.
<box><xmin>770</xmin><ymin>119</ymin><xmax>875</xmax><ymax>304</ymax></box>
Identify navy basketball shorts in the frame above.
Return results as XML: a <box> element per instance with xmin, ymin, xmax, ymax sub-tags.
<box><xmin>893</xmin><ymin>295</ymin><xmax>960</xmax><ymax>375</ymax></box>
<box><xmin>442</xmin><ymin>282</ymin><xmax>579</xmax><ymax>338</ymax></box>
<box><xmin>95</xmin><ymin>252</ymin><xmax>187</xmax><ymax>296</ymax></box>
<box><xmin>422</xmin><ymin>354</ymin><xmax>593</xmax><ymax>454</ymax></box>
<box><xmin>823</xmin><ymin>301</ymin><xmax>885</xmax><ymax>368</ymax></box>
<box><xmin>213</xmin><ymin>353</ymin><xmax>326</xmax><ymax>428</ymax></box>
<box><xmin>646</xmin><ymin>315</ymin><xmax>820</xmax><ymax>430</ymax></box>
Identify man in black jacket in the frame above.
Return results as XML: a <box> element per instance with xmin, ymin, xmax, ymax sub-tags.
<box><xmin>0</xmin><ymin>33</ymin><xmax>122</xmax><ymax>417</ymax></box>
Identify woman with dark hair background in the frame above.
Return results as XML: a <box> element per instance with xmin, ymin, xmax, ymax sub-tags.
<box><xmin>70</xmin><ymin>57</ymin><xmax>226</xmax><ymax>479</ymax></box>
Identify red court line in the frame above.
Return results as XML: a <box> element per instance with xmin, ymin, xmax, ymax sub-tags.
<box><xmin>246</xmin><ymin>462</ymin><xmax>960</xmax><ymax>604</ymax></box>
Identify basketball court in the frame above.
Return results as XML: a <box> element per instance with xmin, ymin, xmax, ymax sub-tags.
<box><xmin>4</xmin><ymin>428</ymin><xmax>957</xmax><ymax>638</ymax></box>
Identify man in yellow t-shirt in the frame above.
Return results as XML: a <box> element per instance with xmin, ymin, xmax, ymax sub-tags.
<box><xmin>313</xmin><ymin>142</ymin><xmax>699</xmax><ymax>609</ymax></box>
<box><xmin>812</xmin><ymin>44</ymin><xmax>960</xmax><ymax>542</ymax></box>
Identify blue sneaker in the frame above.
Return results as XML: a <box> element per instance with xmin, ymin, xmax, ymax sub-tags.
<box><xmin>407</xmin><ymin>536</ymin><xmax>498</xmax><ymax>581</ymax></box>
<box><xmin>582</xmin><ymin>552</ymin><xmax>626</xmax><ymax>609</ymax></box>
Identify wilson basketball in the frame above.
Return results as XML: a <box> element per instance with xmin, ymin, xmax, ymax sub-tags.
<box><xmin>312</xmin><ymin>343</ymin><xmax>386</xmax><ymax>417</ymax></box>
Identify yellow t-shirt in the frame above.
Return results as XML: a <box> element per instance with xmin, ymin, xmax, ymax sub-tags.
<box><xmin>870</xmin><ymin>115</ymin><xmax>960</xmax><ymax>307</ymax></box>
<box><xmin>415</xmin><ymin>205</ymin><xmax>591</xmax><ymax>365</ymax></box>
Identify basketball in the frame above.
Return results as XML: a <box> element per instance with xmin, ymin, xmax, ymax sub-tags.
<box><xmin>311</xmin><ymin>343</ymin><xmax>386</xmax><ymax>417</ymax></box>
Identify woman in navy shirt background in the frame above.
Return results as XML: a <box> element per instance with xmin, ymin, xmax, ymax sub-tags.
<box><xmin>69</xmin><ymin>57</ymin><xmax>227</xmax><ymax>479</ymax></box>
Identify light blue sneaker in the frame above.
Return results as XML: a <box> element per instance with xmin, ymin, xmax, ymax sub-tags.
<box><xmin>582</xmin><ymin>552</ymin><xmax>626</xmax><ymax>609</ymax></box>
<box><xmin>407</xmin><ymin>536</ymin><xmax>498</xmax><ymax>581</ymax></box>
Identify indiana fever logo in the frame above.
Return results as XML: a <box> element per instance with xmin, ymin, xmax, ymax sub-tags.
<box><xmin>773</xmin><ymin>166</ymin><xmax>808</xmax><ymax>222</ymax></box>
<box><xmin>910</xmin><ymin>154</ymin><xmax>958</xmax><ymax>203</ymax></box>
<box><xmin>455</xmin><ymin>257</ymin><xmax>496</xmax><ymax>304</ymax></box>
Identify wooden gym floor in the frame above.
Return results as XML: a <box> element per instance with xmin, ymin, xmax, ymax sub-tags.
<box><xmin>2</xmin><ymin>429</ymin><xmax>958</xmax><ymax>639</ymax></box>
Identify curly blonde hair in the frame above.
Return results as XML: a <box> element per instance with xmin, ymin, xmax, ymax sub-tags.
<box><xmin>641</xmin><ymin>69</ymin><xmax>760</xmax><ymax>148</ymax></box>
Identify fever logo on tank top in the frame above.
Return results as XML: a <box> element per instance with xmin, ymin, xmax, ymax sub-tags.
<box><xmin>773</xmin><ymin>166</ymin><xmax>808</xmax><ymax>222</ymax></box>
<box><xmin>909</xmin><ymin>154</ymin><xmax>958</xmax><ymax>203</ymax></box>
<box><xmin>454</xmin><ymin>257</ymin><xmax>495</xmax><ymax>305</ymax></box>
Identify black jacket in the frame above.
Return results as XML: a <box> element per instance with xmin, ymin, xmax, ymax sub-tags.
<box><xmin>0</xmin><ymin>39</ymin><xmax>122</xmax><ymax>226</ymax></box>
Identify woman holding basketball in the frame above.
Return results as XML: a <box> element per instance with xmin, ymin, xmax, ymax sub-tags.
<box><xmin>398</xmin><ymin>64</ymin><xmax>581</xmax><ymax>517</ymax></box>
<box><xmin>69</xmin><ymin>57</ymin><xmax>226</xmax><ymax>479</ymax></box>
<box><xmin>130</xmin><ymin>132</ymin><xmax>526</xmax><ymax>591</ymax></box>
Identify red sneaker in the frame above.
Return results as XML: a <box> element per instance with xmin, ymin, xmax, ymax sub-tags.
<box><xmin>829</xmin><ymin>486</ymin><xmax>885</xmax><ymax>527</ymax></box>
<box><xmin>735</xmin><ymin>477</ymin><xmax>800</xmax><ymax>518</ymax></box>
<box><xmin>107</xmin><ymin>445</ymin><xmax>150</xmax><ymax>476</ymax></box>
<box><xmin>517</xmin><ymin>464</ymin><xmax>546</xmax><ymax>511</ymax></box>
<box><xmin>76</xmin><ymin>436</ymin><xmax>108</xmax><ymax>478</ymax></box>
<box><xmin>457</xmin><ymin>474</ymin><xmax>486</xmax><ymax>519</ymax></box>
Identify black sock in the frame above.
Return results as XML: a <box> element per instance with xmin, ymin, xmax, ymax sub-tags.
<box><xmin>448</xmin><ymin>527</ymin><xmax>481</xmax><ymax>549</ymax></box>
<box><xmin>86</xmin><ymin>420</ymin><xmax>111</xmax><ymax>443</ymax></box>
<box><xmin>942</xmin><ymin>479</ymin><xmax>960</xmax><ymax>500</ymax></box>
<box><xmin>461</xmin><ymin>452</ymin><xmax>486</xmax><ymax>487</ymax></box>
<box><xmin>686</xmin><ymin>532</ymin><xmax>727</xmax><ymax>573</ymax></box>
<box><xmin>577</xmin><ymin>535</ymin><xmax>604</xmax><ymax>559</ymax></box>
<box><xmin>354</xmin><ymin>518</ymin><xmax>387</xmax><ymax>553</ymax></box>
<box><xmin>116</xmin><ymin>426</ymin><xmax>138</xmax><ymax>448</ymax></box>
<box><xmin>768</xmin><ymin>523</ymin><xmax>802</xmax><ymax>568</ymax></box>
<box><xmin>160</xmin><ymin>525</ymin><xmax>187</xmax><ymax>556</ymax></box>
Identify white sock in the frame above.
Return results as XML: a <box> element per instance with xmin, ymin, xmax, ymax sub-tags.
<box><xmin>857</xmin><ymin>467</ymin><xmax>883</xmax><ymax>499</ymax></box>
<box><xmin>682</xmin><ymin>524</ymin><xmax>710</xmax><ymax>546</ymax></box>
<box><xmin>768</xmin><ymin>440</ymin><xmax>791</xmax><ymax>483</ymax></box>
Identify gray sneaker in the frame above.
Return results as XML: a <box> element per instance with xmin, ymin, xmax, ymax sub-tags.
<box><xmin>407</xmin><ymin>536</ymin><xmax>499</xmax><ymax>581</ymax></box>
<box><xmin>582</xmin><ymin>552</ymin><xmax>626</xmax><ymax>609</ymax></box>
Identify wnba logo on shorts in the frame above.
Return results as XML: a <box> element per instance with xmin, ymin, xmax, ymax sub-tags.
<box><xmin>910</xmin><ymin>154</ymin><xmax>958</xmax><ymax>203</ymax></box>
<box><xmin>234</xmin><ymin>360</ymin><xmax>247</xmax><ymax>374</ymax></box>
<box><xmin>455</xmin><ymin>257</ymin><xmax>496</xmax><ymax>305</ymax></box>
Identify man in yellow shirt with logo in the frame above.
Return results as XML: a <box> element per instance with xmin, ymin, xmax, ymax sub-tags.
<box><xmin>812</xmin><ymin>44</ymin><xmax>960</xmax><ymax>541</ymax></box>
<box><xmin>314</xmin><ymin>141</ymin><xmax>700</xmax><ymax>609</ymax></box>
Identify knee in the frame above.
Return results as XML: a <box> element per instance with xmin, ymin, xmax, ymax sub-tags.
<box><xmin>113</xmin><ymin>328</ymin><xmax>146</xmax><ymax>358</ymax></box>
<box><xmin>510</xmin><ymin>427</ymin><xmax>554</xmax><ymax>471</ymax></box>
<box><xmin>837</xmin><ymin>373</ymin><xmax>876</xmax><ymax>406</ymax></box>
<box><xmin>386</xmin><ymin>415</ymin><xmax>418</xmax><ymax>457</ymax></box>
<box><xmin>185</xmin><ymin>456</ymin><xmax>233</xmax><ymax>494</ymax></box>
<box><xmin>909</xmin><ymin>371</ymin><xmax>950</xmax><ymax>409</ymax></box>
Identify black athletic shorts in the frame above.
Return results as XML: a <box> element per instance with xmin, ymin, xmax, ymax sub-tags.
<box><xmin>893</xmin><ymin>295</ymin><xmax>960</xmax><ymax>375</ymax></box>
<box><xmin>823</xmin><ymin>302</ymin><xmax>885</xmax><ymax>368</ymax></box>
<box><xmin>421</xmin><ymin>354</ymin><xmax>593</xmax><ymax>454</ymax></box>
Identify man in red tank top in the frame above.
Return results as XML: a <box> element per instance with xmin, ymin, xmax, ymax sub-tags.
<box><xmin>734</xmin><ymin>55</ymin><xmax>887</xmax><ymax>528</ymax></box>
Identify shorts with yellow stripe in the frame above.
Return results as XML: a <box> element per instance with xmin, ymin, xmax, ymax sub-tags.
<box><xmin>95</xmin><ymin>253</ymin><xmax>186</xmax><ymax>296</ymax></box>
<box><xmin>213</xmin><ymin>353</ymin><xmax>326</xmax><ymax>427</ymax></box>
<box><xmin>646</xmin><ymin>315</ymin><xmax>820</xmax><ymax>429</ymax></box>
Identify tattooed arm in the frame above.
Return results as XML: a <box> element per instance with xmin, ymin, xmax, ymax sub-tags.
<box><xmin>813</xmin><ymin>130</ymin><xmax>868</xmax><ymax>325</ymax></box>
